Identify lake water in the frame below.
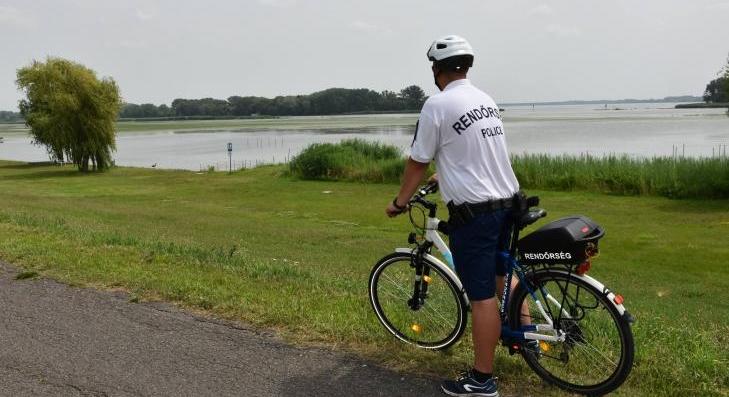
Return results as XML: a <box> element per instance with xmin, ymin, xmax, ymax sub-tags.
<box><xmin>1</xmin><ymin>103</ymin><xmax>727</xmax><ymax>171</ymax></box>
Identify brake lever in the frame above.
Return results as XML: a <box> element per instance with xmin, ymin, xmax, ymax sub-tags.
<box><xmin>418</xmin><ymin>182</ymin><xmax>439</xmax><ymax>197</ymax></box>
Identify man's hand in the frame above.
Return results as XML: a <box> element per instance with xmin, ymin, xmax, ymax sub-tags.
<box><xmin>385</xmin><ymin>199</ymin><xmax>407</xmax><ymax>217</ymax></box>
<box><xmin>428</xmin><ymin>173</ymin><xmax>438</xmax><ymax>185</ymax></box>
<box><xmin>385</xmin><ymin>158</ymin><xmax>429</xmax><ymax>218</ymax></box>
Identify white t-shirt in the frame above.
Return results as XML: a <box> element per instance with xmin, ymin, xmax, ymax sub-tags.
<box><xmin>410</xmin><ymin>79</ymin><xmax>519</xmax><ymax>205</ymax></box>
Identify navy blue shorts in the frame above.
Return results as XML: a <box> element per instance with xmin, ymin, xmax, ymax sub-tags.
<box><xmin>449</xmin><ymin>209</ymin><xmax>511</xmax><ymax>301</ymax></box>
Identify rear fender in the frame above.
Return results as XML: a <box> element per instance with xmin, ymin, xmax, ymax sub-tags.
<box><xmin>531</xmin><ymin>269</ymin><xmax>629</xmax><ymax>316</ymax></box>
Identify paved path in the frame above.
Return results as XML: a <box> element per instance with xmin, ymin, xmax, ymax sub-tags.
<box><xmin>0</xmin><ymin>261</ymin><xmax>441</xmax><ymax>396</ymax></box>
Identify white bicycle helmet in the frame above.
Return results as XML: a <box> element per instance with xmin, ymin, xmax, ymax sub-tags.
<box><xmin>426</xmin><ymin>35</ymin><xmax>474</xmax><ymax>63</ymax></box>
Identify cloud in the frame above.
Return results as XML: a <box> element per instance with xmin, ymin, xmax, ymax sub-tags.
<box><xmin>0</xmin><ymin>5</ymin><xmax>35</xmax><ymax>28</ymax></box>
<box><xmin>545</xmin><ymin>24</ymin><xmax>581</xmax><ymax>37</ymax></box>
<box><xmin>350</xmin><ymin>20</ymin><xmax>392</xmax><ymax>35</ymax></box>
<box><xmin>529</xmin><ymin>4</ymin><xmax>553</xmax><ymax>15</ymax></box>
<box><xmin>118</xmin><ymin>39</ymin><xmax>148</xmax><ymax>49</ymax></box>
<box><xmin>135</xmin><ymin>8</ymin><xmax>155</xmax><ymax>20</ymax></box>
<box><xmin>257</xmin><ymin>0</ymin><xmax>297</xmax><ymax>7</ymax></box>
<box><xmin>706</xmin><ymin>1</ymin><xmax>729</xmax><ymax>10</ymax></box>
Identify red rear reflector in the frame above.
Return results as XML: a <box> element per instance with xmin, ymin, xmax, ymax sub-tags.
<box><xmin>613</xmin><ymin>294</ymin><xmax>624</xmax><ymax>305</ymax></box>
<box><xmin>576</xmin><ymin>261</ymin><xmax>591</xmax><ymax>275</ymax></box>
<box><xmin>512</xmin><ymin>344</ymin><xmax>520</xmax><ymax>350</ymax></box>
<box><xmin>581</xmin><ymin>226</ymin><xmax>589</xmax><ymax>233</ymax></box>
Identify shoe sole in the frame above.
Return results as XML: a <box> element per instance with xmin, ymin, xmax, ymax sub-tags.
<box><xmin>441</xmin><ymin>385</ymin><xmax>499</xmax><ymax>397</ymax></box>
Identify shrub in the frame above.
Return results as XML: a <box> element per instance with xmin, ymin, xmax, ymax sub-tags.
<box><xmin>289</xmin><ymin>139</ymin><xmax>405</xmax><ymax>183</ymax></box>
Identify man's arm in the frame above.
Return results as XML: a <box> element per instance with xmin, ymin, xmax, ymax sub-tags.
<box><xmin>385</xmin><ymin>158</ymin><xmax>430</xmax><ymax>217</ymax></box>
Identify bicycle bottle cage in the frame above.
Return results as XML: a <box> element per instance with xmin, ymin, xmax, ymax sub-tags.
<box><xmin>517</xmin><ymin>216</ymin><xmax>605</xmax><ymax>265</ymax></box>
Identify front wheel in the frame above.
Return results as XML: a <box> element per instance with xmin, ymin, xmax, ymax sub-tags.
<box><xmin>369</xmin><ymin>252</ymin><xmax>468</xmax><ymax>350</ymax></box>
<box><xmin>508</xmin><ymin>270</ymin><xmax>634</xmax><ymax>396</ymax></box>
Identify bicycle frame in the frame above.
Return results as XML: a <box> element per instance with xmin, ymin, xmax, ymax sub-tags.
<box><xmin>399</xmin><ymin>186</ymin><xmax>632</xmax><ymax>346</ymax></box>
<box><xmin>399</xmin><ymin>211</ymin><xmax>574</xmax><ymax>344</ymax></box>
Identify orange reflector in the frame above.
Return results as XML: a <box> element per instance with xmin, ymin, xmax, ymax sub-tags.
<box><xmin>576</xmin><ymin>260</ymin><xmax>591</xmax><ymax>275</ymax></box>
<box><xmin>423</xmin><ymin>275</ymin><xmax>432</xmax><ymax>284</ymax></box>
<box><xmin>411</xmin><ymin>324</ymin><xmax>422</xmax><ymax>333</ymax></box>
<box><xmin>539</xmin><ymin>341</ymin><xmax>550</xmax><ymax>352</ymax></box>
<box><xmin>613</xmin><ymin>294</ymin><xmax>624</xmax><ymax>305</ymax></box>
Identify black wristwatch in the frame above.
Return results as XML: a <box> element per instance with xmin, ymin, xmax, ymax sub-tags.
<box><xmin>392</xmin><ymin>197</ymin><xmax>407</xmax><ymax>212</ymax></box>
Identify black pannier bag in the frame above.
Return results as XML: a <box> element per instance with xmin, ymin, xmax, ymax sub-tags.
<box><xmin>517</xmin><ymin>216</ymin><xmax>605</xmax><ymax>265</ymax></box>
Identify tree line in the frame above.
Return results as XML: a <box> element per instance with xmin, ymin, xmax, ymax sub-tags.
<box><xmin>0</xmin><ymin>110</ymin><xmax>23</xmax><ymax>122</ymax></box>
<box><xmin>119</xmin><ymin>86</ymin><xmax>426</xmax><ymax>118</ymax></box>
<box><xmin>704</xmin><ymin>77</ymin><xmax>729</xmax><ymax>103</ymax></box>
<box><xmin>703</xmin><ymin>54</ymin><xmax>729</xmax><ymax>103</ymax></box>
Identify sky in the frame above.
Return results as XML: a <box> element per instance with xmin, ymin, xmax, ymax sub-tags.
<box><xmin>1</xmin><ymin>0</ymin><xmax>729</xmax><ymax>110</ymax></box>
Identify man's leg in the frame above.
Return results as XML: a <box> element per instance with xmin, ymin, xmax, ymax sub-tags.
<box><xmin>496</xmin><ymin>276</ymin><xmax>530</xmax><ymax>325</ymax></box>
<box><xmin>471</xmin><ymin>297</ymin><xmax>501</xmax><ymax>374</ymax></box>
<box><xmin>442</xmin><ymin>294</ymin><xmax>501</xmax><ymax>396</ymax></box>
<box><xmin>442</xmin><ymin>212</ymin><xmax>503</xmax><ymax>396</ymax></box>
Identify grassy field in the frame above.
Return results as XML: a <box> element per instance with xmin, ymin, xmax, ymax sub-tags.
<box><xmin>0</xmin><ymin>161</ymin><xmax>727</xmax><ymax>396</ymax></box>
<box><xmin>0</xmin><ymin>114</ymin><xmax>418</xmax><ymax>136</ymax></box>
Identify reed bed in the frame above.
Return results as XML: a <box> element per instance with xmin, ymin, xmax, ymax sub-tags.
<box><xmin>290</xmin><ymin>141</ymin><xmax>729</xmax><ymax>199</ymax></box>
<box><xmin>513</xmin><ymin>153</ymin><xmax>729</xmax><ymax>199</ymax></box>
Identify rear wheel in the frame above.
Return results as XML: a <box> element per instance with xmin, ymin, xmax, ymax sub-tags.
<box><xmin>369</xmin><ymin>252</ymin><xmax>467</xmax><ymax>350</ymax></box>
<box><xmin>508</xmin><ymin>270</ymin><xmax>634</xmax><ymax>395</ymax></box>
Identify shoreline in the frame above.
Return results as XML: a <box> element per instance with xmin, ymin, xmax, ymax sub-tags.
<box><xmin>675</xmin><ymin>102</ymin><xmax>729</xmax><ymax>109</ymax></box>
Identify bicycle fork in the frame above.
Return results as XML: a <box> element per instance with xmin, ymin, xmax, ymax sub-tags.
<box><xmin>408</xmin><ymin>248</ymin><xmax>431</xmax><ymax>311</ymax></box>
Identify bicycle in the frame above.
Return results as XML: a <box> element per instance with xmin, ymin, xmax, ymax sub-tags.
<box><xmin>368</xmin><ymin>183</ymin><xmax>635</xmax><ymax>396</ymax></box>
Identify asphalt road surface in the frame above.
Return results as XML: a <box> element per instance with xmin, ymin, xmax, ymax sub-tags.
<box><xmin>0</xmin><ymin>261</ymin><xmax>441</xmax><ymax>396</ymax></box>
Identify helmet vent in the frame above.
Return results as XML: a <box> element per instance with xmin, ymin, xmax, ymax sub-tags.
<box><xmin>436</xmin><ymin>43</ymin><xmax>447</xmax><ymax>49</ymax></box>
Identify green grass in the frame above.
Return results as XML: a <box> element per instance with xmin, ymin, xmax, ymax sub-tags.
<box><xmin>0</xmin><ymin>161</ymin><xmax>727</xmax><ymax>396</ymax></box>
<box><xmin>289</xmin><ymin>141</ymin><xmax>729</xmax><ymax>199</ymax></box>
<box><xmin>288</xmin><ymin>139</ymin><xmax>408</xmax><ymax>182</ymax></box>
<box><xmin>14</xmin><ymin>270</ymin><xmax>39</xmax><ymax>280</ymax></box>
<box><xmin>513</xmin><ymin>154</ymin><xmax>729</xmax><ymax>199</ymax></box>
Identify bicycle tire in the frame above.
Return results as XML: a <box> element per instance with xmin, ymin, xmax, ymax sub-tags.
<box><xmin>508</xmin><ymin>269</ymin><xmax>634</xmax><ymax>396</ymax></box>
<box><xmin>369</xmin><ymin>252</ymin><xmax>468</xmax><ymax>350</ymax></box>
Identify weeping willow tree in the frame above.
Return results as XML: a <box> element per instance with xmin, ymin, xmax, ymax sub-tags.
<box><xmin>16</xmin><ymin>57</ymin><xmax>121</xmax><ymax>172</ymax></box>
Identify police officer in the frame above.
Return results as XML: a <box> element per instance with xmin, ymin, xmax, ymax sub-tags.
<box><xmin>386</xmin><ymin>35</ymin><xmax>519</xmax><ymax>397</ymax></box>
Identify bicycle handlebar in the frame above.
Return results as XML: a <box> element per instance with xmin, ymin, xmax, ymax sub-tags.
<box><xmin>409</xmin><ymin>183</ymin><xmax>546</xmax><ymax>232</ymax></box>
<box><xmin>411</xmin><ymin>182</ymin><xmax>438</xmax><ymax>201</ymax></box>
<box><xmin>407</xmin><ymin>182</ymin><xmax>440</xmax><ymax>223</ymax></box>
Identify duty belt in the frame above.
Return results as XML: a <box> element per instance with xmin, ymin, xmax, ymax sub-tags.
<box><xmin>447</xmin><ymin>198</ymin><xmax>513</xmax><ymax>229</ymax></box>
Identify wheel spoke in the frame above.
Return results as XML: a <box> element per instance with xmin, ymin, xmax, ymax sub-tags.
<box><xmin>509</xmin><ymin>271</ymin><xmax>633</xmax><ymax>394</ymax></box>
<box><xmin>371</xmin><ymin>256</ymin><xmax>464</xmax><ymax>348</ymax></box>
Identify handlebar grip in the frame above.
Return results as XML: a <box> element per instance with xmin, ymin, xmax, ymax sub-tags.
<box><xmin>425</xmin><ymin>181</ymin><xmax>439</xmax><ymax>194</ymax></box>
